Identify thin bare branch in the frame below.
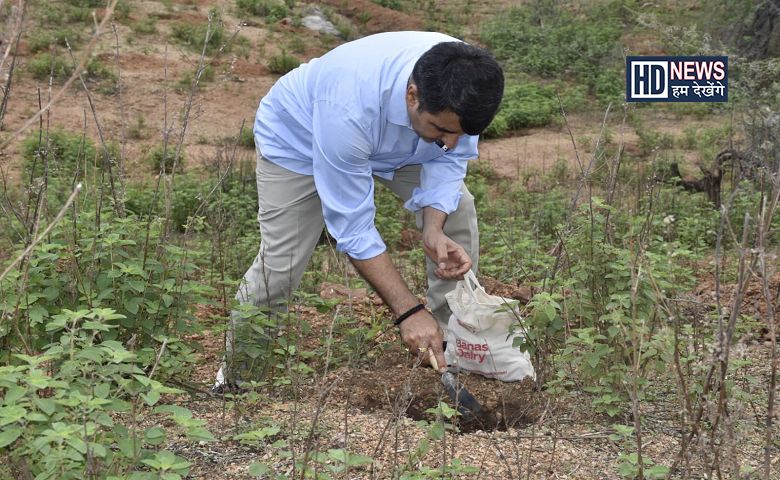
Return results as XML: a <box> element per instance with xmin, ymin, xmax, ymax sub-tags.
<box><xmin>0</xmin><ymin>0</ymin><xmax>26</xmax><ymax>130</ymax></box>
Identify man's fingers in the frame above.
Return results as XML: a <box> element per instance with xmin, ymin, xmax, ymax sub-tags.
<box><xmin>432</xmin><ymin>342</ymin><xmax>446</xmax><ymax>373</ymax></box>
<box><xmin>427</xmin><ymin>350</ymin><xmax>439</xmax><ymax>371</ymax></box>
<box><xmin>436</xmin><ymin>242</ymin><xmax>448</xmax><ymax>270</ymax></box>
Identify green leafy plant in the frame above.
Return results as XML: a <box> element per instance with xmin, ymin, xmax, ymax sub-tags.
<box><xmin>396</xmin><ymin>402</ymin><xmax>478</xmax><ymax>479</ymax></box>
<box><xmin>0</xmin><ymin>307</ymin><xmax>212</xmax><ymax>478</ymax></box>
<box><xmin>609</xmin><ymin>424</ymin><xmax>670</xmax><ymax>479</ymax></box>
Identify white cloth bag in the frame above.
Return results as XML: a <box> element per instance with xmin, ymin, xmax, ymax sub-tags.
<box><xmin>444</xmin><ymin>272</ymin><xmax>535</xmax><ymax>382</ymax></box>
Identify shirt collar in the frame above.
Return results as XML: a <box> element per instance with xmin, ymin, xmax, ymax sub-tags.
<box><xmin>386</xmin><ymin>66</ymin><xmax>414</xmax><ymax>128</ymax></box>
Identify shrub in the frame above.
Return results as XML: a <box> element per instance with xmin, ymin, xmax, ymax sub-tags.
<box><xmin>637</xmin><ymin>129</ymin><xmax>675</xmax><ymax>155</ymax></box>
<box><xmin>27</xmin><ymin>27</ymin><xmax>82</xmax><ymax>53</ymax></box>
<box><xmin>481</xmin><ymin>1</ymin><xmax>625</xmax><ymax>103</ymax></box>
<box><xmin>238</xmin><ymin>127</ymin><xmax>255</xmax><ymax>148</ymax></box>
<box><xmin>516</xmin><ymin>198</ymin><xmax>697</xmax><ymax>414</ymax></box>
<box><xmin>22</xmin><ymin>129</ymin><xmax>97</xmax><ymax>180</ymax></box>
<box><xmin>147</xmin><ymin>145</ymin><xmax>185</xmax><ymax>174</ymax></box>
<box><xmin>481</xmin><ymin>114</ymin><xmax>509</xmax><ymax>138</ymax></box>
<box><xmin>27</xmin><ymin>53</ymin><xmax>72</xmax><ymax>81</ymax></box>
<box><xmin>0</xmin><ymin>201</ymin><xmax>215</xmax><ymax>477</ymax></box>
<box><xmin>176</xmin><ymin>64</ymin><xmax>215</xmax><ymax>92</ymax></box>
<box><xmin>131</xmin><ymin>16</ymin><xmax>158</xmax><ymax>35</ymax></box>
<box><xmin>124</xmin><ymin>170</ymin><xmax>259</xmax><ymax>260</ymax></box>
<box><xmin>170</xmin><ymin>8</ymin><xmax>227</xmax><ymax>55</ymax></box>
<box><xmin>40</xmin><ymin>3</ymin><xmax>91</xmax><ymax>25</ymax></box>
<box><xmin>482</xmin><ymin>82</ymin><xmax>558</xmax><ymax>138</ymax></box>
<box><xmin>28</xmin><ymin>52</ymin><xmax>115</xmax><ymax>83</ymax></box>
<box><xmin>267</xmin><ymin>51</ymin><xmax>300</xmax><ymax>74</ymax></box>
<box><xmin>235</xmin><ymin>0</ymin><xmax>289</xmax><ymax>22</ymax></box>
<box><xmin>373</xmin><ymin>0</ymin><xmax>402</xmax><ymax>10</ymax></box>
<box><xmin>128</xmin><ymin>115</ymin><xmax>150</xmax><ymax>140</ymax></box>
<box><xmin>35</xmin><ymin>0</ymin><xmax>130</xmax><ymax>25</ymax></box>
<box><xmin>0</xmin><ymin>315</ymin><xmax>193</xmax><ymax>478</ymax></box>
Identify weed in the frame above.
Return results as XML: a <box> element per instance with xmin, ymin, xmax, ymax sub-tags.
<box><xmin>233</xmin><ymin>35</ymin><xmax>253</xmax><ymax>59</ymax></box>
<box><xmin>27</xmin><ymin>53</ymin><xmax>72</xmax><ymax>81</ymax></box>
<box><xmin>267</xmin><ymin>51</ymin><xmax>300</xmax><ymax>75</ymax></box>
<box><xmin>0</xmin><ymin>202</ymin><xmax>215</xmax><ymax>477</ymax></box>
<box><xmin>356</xmin><ymin>11</ymin><xmax>372</xmax><ymax>27</ymax></box>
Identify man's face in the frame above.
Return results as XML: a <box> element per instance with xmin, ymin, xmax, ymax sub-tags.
<box><xmin>406</xmin><ymin>84</ymin><xmax>464</xmax><ymax>152</ymax></box>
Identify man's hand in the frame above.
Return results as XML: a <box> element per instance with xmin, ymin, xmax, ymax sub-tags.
<box><xmin>422</xmin><ymin>229</ymin><xmax>472</xmax><ymax>279</ymax></box>
<box><xmin>398</xmin><ymin>308</ymin><xmax>446</xmax><ymax>372</ymax></box>
<box><xmin>348</xmin><ymin>251</ymin><xmax>446</xmax><ymax>372</ymax></box>
<box><xmin>422</xmin><ymin>206</ymin><xmax>472</xmax><ymax>279</ymax></box>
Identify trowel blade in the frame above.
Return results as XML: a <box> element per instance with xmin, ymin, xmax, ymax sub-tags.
<box><xmin>441</xmin><ymin>371</ymin><xmax>482</xmax><ymax>415</ymax></box>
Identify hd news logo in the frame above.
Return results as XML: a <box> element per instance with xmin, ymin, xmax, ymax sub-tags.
<box><xmin>626</xmin><ymin>56</ymin><xmax>728</xmax><ymax>102</ymax></box>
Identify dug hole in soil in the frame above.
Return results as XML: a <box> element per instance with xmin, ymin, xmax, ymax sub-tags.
<box><xmin>326</xmin><ymin>345</ymin><xmax>543</xmax><ymax>434</ymax></box>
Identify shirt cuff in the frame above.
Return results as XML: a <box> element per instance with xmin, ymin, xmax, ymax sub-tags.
<box><xmin>335</xmin><ymin>225</ymin><xmax>387</xmax><ymax>260</ymax></box>
<box><xmin>403</xmin><ymin>186</ymin><xmax>463</xmax><ymax>214</ymax></box>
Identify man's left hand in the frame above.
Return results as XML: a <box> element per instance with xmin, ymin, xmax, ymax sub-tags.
<box><xmin>422</xmin><ymin>230</ymin><xmax>472</xmax><ymax>279</ymax></box>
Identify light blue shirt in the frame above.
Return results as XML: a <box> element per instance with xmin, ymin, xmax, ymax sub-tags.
<box><xmin>253</xmin><ymin>31</ymin><xmax>480</xmax><ymax>260</ymax></box>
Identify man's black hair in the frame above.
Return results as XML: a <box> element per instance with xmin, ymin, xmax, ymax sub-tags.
<box><xmin>411</xmin><ymin>42</ymin><xmax>504</xmax><ymax>136</ymax></box>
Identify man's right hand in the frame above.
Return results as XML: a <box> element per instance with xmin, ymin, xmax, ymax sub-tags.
<box><xmin>398</xmin><ymin>309</ymin><xmax>446</xmax><ymax>372</ymax></box>
<box><xmin>348</xmin><ymin>251</ymin><xmax>447</xmax><ymax>373</ymax></box>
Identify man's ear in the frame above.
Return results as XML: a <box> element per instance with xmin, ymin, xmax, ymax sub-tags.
<box><xmin>405</xmin><ymin>83</ymin><xmax>419</xmax><ymax>110</ymax></box>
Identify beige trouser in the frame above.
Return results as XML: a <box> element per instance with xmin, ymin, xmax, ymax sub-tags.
<box><xmin>218</xmin><ymin>154</ymin><xmax>479</xmax><ymax>383</ymax></box>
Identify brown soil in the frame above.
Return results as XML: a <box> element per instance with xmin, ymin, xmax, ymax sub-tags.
<box><xmin>319</xmin><ymin>0</ymin><xmax>424</xmax><ymax>33</ymax></box>
<box><xmin>693</xmin><ymin>268</ymin><xmax>780</xmax><ymax>336</ymax></box>
<box><xmin>326</xmin><ymin>344</ymin><xmax>542</xmax><ymax>434</ymax></box>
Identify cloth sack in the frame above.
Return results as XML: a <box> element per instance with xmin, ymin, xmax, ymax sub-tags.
<box><xmin>444</xmin><ymin>271</ymin><xmax>518</xmax><ymax>333</ymax></box>
<box><xmin>444</xmin><ymin>272</ymin><xmax>535</xmax><ymax>382</ymax></box>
